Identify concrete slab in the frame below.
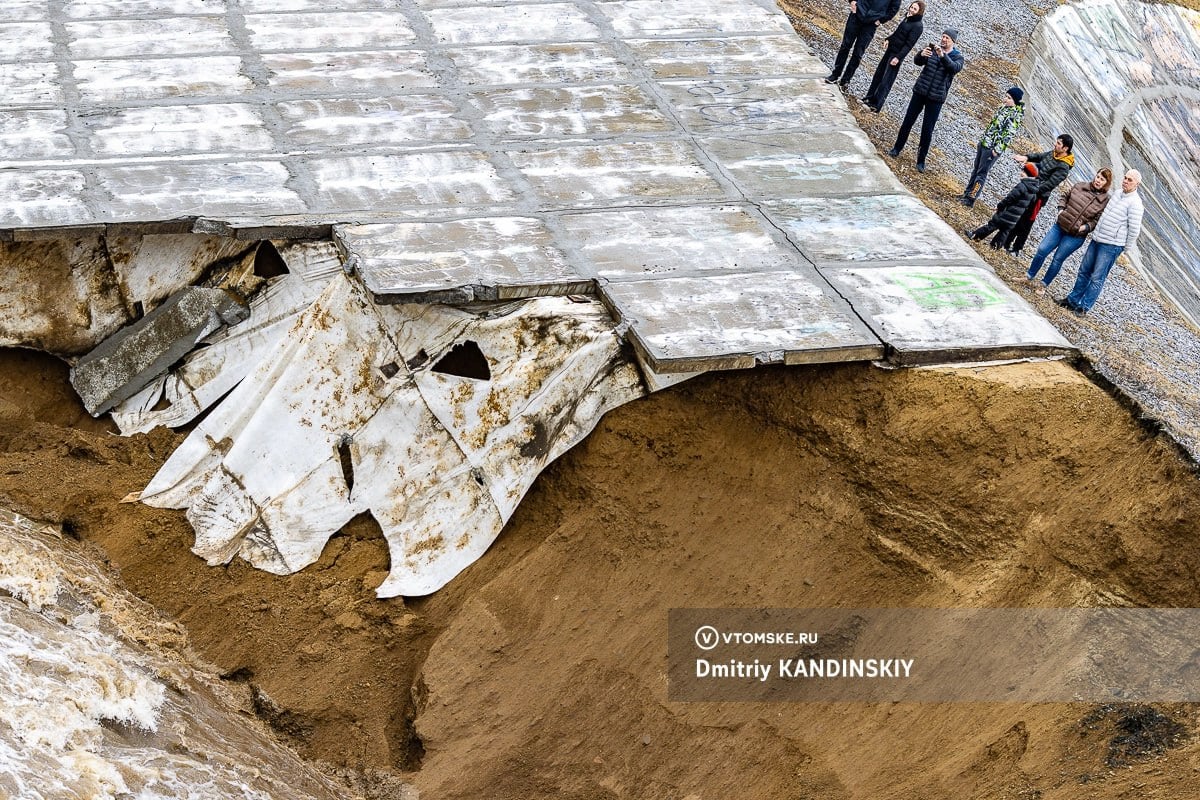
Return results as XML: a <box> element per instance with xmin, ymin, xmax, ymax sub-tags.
<box><xmin>306</xmin><ymin>152</ymin><xmax>517</xmax><ymax>212</ymax></box>
<box><xmin>468</xmin><ymin>85</ymin><xmax>672</xmax><ymax>138</ymax></box>
<box><xmin>243</xmin><ymin>11</ymin><xmax>416</xmax><ymax>51</ymax></box>
<box><xmin>95</xmin><ymin>162</ymin><xmax>304</xmax><ymax>222</ymax></box>
<box><xmin>601</xmin><ymin>272</ymin><xmax>885</xmax><ymax>373</ymax></box>
<box><xmin>0</xmin><ymin>23</ymin><xmax>54</xmax><ymax>60</ymax></box>
<box><xmin>700</xmin><ymin>131</ymin><xmax>905</xmax><ymax>199</ymax></box>
<box><xmin>260</xmin><ymin>50</ymin><xmax>437</xmax><ymax>94</ymax></box>
<box><xmin>656</xmin><ymin>78</ymin><xmax>854</xmax><ymax>135</ymax></box>
<box><xmin>66</xmin><ymin>17</ymin><xmax>234</xmax><ymax>58</ymax></box>
<box><xmin>74</xmin><ymin>56</ymin><xmax>251</xmax><ymax>103</ymax></box>
<box><xmin>763</xmin><ymin>196</ymin><xmax>981</xmax><ymax>267</ymax></box>
<box><xmin>275</xmin><ymin>96</ymin><xmax>470</xmax><ymax>148</ymax></box>
<box><xmin>510</xmin><ymin>141</ymin><xmax>726</xmax><ymax>205</ymax></box>
<box><xmin>444</xmin><ymin>42</ymin><xmax>633</xmax><ymax>86</ymax></box>
<box><xmin>0</xmin><ymin>62</ymin><xmax>61</xmax><ymax>104</ymax></box>
<box><xmin>557</xmin><ymin>205</ymin><xmax>803</xmax><ymax>281</ymax></box>
<box><xmin>0</xmin><ymin>171</ymin><xmax>90</xmax><ymax>228</ymax></box>
<box><xmin>627</xmin><ymin>35</ymin><xmax>826</xmax><ymax>79</ymax></box>
<box><xmin>424</xmin><ymin>3</ymin><xmax>601</xmax><ymax>44</ymax></box>
<box><xmin>821</xmin><ymin>265</ymin><xmax>1074</xmax><ymax>365</ymax></box>
<box><xmin>71</xmin><ymin>286</ymin><xmax>250</xmax><ymax>415</ymax></box>
<box><xmin>595</xmin><ymin>0</ymin><xmax>793</xmax><ymax>37</ymax></box>
<box><xmin>337</xmin><ymin>218</ymin><xmax>588</xmax><ymax>302</ymax></box>
<box><xmin>82</xmin><ymin>104</ymin><xmax>274</xmax><ymax>157</ymax></box>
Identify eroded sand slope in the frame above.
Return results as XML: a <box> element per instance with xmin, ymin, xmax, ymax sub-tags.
<box><xmin>2</xmin><ymin>350</ymin><xmax>1199</xmax><ymax>798</ymax></box>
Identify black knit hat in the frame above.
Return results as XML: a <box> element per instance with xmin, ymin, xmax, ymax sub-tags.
<box><xmin>943</xmin><ymin>28</ymin><xmax>959</xmax><ymax>42</ymax></box>
<box><xmin>1007</xmin><ymin>86</ymin><xmax>1024</xmax><ymax>104</ymax></box>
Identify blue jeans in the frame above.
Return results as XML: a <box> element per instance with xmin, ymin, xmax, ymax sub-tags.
<box><xmin>1026</xmin><ymin>223</ymin><xmax>1086</xmax><ymax>286</ymax></box>
<box><xmin>1066</xmin><ymin>241</ymin><xmax>1124</xmax><ymax>311</ymax></box>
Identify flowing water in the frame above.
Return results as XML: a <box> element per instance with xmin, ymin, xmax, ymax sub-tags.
<box><xmin>0</xmin><ymin>508</ymin><xmax>349</xmax><ymax>800</ymax></box>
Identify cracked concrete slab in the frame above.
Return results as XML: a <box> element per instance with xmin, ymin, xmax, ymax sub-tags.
<box><xmin>601</xmin><ymin>271</ymin><xmax>885</xmax><ymax>373</ymax></box>
<box><xmin>3</xmin><ymin>0</ymin><xmax>1071</xmax><ymax>377</ymax></box>
<box><xmin>821</xmin><ymin>266</ymin><xmax>1075</xmax><ymax>365</ymax></box>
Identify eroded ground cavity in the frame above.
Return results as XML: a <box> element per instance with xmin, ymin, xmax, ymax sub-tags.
<box><xmin>2</xmin><ymin>348</ymin><xmax>1200</xmax><ymax>798</ymax></box>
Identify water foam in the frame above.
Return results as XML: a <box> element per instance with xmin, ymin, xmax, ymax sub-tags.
<box><xmin>0</xmin><ymin>508</ymin><xmax>351</xmax><ymax>800</ymax></box>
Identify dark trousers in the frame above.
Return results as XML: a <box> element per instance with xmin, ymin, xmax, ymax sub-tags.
<box><xmin>968</xmin><ymin>222</ymin><xmax>1012</xmax><ymax>247</ymax></box>
<box><xmin>1000</xmin><ymin>197</ymin><xmax>1044</xmax><ymax>252</ymax></box>
<box><xmin>963</xmin><ymin>144</ymin><xmax>1001</xmax><ymax>202</ymax></box>
<box><xmin>893</xmin><ymin>91</ymin><xmax>944</xmax><ymax>165</ymax></box>
<box><xmin>829</xmin><ymin>15</ymin><xmax>878</xmax><ymax>84</ymax></box>
<box><xmin>863</xmin><ymin>55</ymin><xmax>901</xmax><ymax>109</ymax></box>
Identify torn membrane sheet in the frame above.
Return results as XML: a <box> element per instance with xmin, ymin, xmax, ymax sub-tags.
<box><xmin>110</xmin><ymin>242</ymin><xmax>343</xmax><ymax>435</ymax></box>
<box><xmin>137</xmin><ymin>273</ymin><xmax>644</xmax><ymax>596</ymax></box>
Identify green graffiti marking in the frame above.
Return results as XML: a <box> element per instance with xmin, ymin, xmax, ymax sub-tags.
<box><xmin>893</xmin><ymin>271</ymin><xmax>1005</xmax><ymax>310</ymax></box>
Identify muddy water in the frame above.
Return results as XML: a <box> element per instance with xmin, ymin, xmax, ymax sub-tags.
<box><xmin>0</xmin><ymin>508</ymin><xmax>346</xmax><ymax>800</ymax></box>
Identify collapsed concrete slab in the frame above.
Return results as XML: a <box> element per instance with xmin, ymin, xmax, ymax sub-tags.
<box><xmin>110</xmin><ymin>242</ymin><xmax>342</xmax><ymax>435</ymax></box>
<box><xmin>71</xmin><ymin>286</ymin><xmax>250</xmax><ymax>416</ymax></box>
<box><xmin>821</xmin><ymin>266</ymin><xmax>1074</xmax><ymax>366</ymax></box>
<box><xmin>133</xmin><ymin>274</ymin><xmax>644</xmax><ymax>597</ymax></box>
<box><xmin>0</xmin><ymin>237</ymin><xmax>130</xmax><ymax>356</ymax></box>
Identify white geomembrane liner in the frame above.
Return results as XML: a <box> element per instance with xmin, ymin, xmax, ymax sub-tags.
<box><xmin>137</xmin><ymin>273</ymin><xmax>644</xmax><ymax>596</ymax></box>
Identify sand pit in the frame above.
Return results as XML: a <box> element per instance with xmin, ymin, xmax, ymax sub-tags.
<box><xmin>3</xmin><ymin>346</ymin><xmax>1199</xmax><ymax>798</ymax></box>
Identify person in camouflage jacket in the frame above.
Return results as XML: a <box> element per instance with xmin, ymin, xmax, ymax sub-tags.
<box><xmin>959</xmin><ymin>87</ymin><xmax>1025</xmax><ymax>206</ymax></box>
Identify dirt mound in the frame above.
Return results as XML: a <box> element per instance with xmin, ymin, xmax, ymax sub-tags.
<box><xmin>3</xmin><ymin>349</ymin><xmax>1200</xmax><ymax>798</ymax></box>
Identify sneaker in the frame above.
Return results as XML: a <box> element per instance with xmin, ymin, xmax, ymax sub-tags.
<box><xmin>958</xmin><ymin>197</ymin><xmax>974</xmax><ymax>207</ymax></box>
<box><xmin>915</xmin><ymin>162</ymin><xmax>927</xmax><ymax>173</ymax></box>
<box><xmin>1034</xmin><ymin>285</ymin><xmax>1046</xmax><ymax>296</ymax></box>
<box><xmin>824</xmin><ymin>75</ymin><xmax>840</xmax><ymax>84</ymax></box>
<box><xmin>887</xmin><ymin>148</ymin><xmax>900</xmax><ymax>157</ymax></box>
<box><xmin>961</xmin><ymin>227</ymin><xmax>976</xmax><ymax>239</ymax></box>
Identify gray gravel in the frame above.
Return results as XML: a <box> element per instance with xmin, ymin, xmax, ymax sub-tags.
<box><xmin>789</xmin><ymin>0</ymin><xmax>1200</xmax><ymax>463</ymax></box>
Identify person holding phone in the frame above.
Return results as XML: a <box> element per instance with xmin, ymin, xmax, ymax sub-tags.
<box><xmin>887</xmin><ymin>29</ymin><xmax>965</xmax><ymax>173</ymax></box>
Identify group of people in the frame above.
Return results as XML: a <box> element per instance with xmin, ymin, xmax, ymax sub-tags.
<box><xmin>823</xmin><ymin>0</ymin><xmax>1146</xmax><ymax>314</ymax></box>
<box><xmin>824</xmin><ymin>0</ymin><xmax>956</xmax><ymax>173</ymax></box>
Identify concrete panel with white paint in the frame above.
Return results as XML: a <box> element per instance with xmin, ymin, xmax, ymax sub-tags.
<box><xmin>602</xmin><ymin>271</ymin><xmax>885</xmax><ymax>373</ymax></box>
<box><xmin>822</xmin><ymin>266</ymin><xmax>1074</xmax><ymax>365</ymax></box>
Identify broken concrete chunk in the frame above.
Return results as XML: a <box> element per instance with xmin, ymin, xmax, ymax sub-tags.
<box><xmin>71</xmin><ymin>286</ymin><xmax>250</xmax><ymax>416</ymax></box>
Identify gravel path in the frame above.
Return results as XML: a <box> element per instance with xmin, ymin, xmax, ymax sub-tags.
<box><xmin>782</xmin><ymin>0</ymin><xmax>1200</xmax><ymax>462</ymax></box>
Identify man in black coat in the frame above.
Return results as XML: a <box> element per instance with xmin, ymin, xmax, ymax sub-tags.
<box><xmin>963</xmin><ymin>162</ymin><xmax>1040</xmax><ymax>247</ymax></box>
<box><xmin>825</xmin><ymin>0</ymin><xmax>903</xmax><ymax>89</ymax></box>
<box><xmin>999</xmin><ymin>134</ymin><xmax>1076</xmax><ymax>255</ymax></box>
<box><xmin>887</xmin><ymin>29</ymin><xmax>964</xmax><ymax>172</ymax></box>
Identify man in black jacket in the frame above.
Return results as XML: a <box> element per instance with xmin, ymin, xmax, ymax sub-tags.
<box><xmin>887</xmin><ymin>29</ymin><xmax>964</xmax><ymax>173</ymax></box>
<box><xmin>998</xmin><ymin>134</ymin><xmax>1075</xmax><ymax>255</ymax></box>
<box><xmin>825</xmin><ymin>0</ymin><xmax>903</xmax><ymax>89</ymax></box>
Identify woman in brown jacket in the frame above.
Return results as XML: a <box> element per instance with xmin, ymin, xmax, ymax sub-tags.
<box><xmin>1024</xmin><ymin>167</ymin><xmax>1112</xmax><ymax>295</ymax></box>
